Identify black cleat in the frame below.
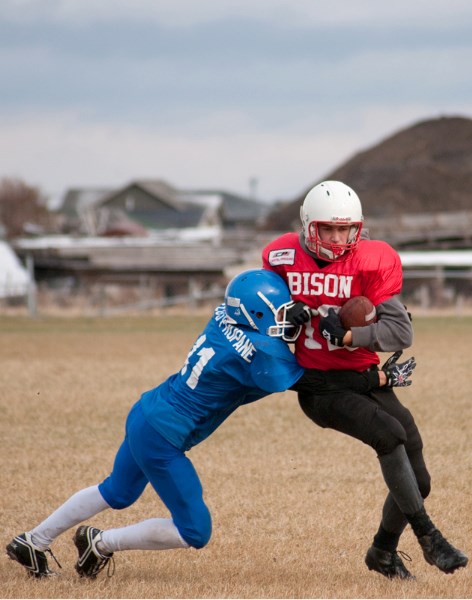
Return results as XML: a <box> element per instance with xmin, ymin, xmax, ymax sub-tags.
<box><xmin>6</xmin><ymin>532</ymin><xmax>61</xmax><ymax>578</ymax></box>
<box><xmin>418</xmin><ymin>529</ymin><xmax>468</xmax><ymax>574</ymax></box>
<box><xmin>74</xmin><ymin>525</ymin><xmax>114</xmax><ymax>579</ymax></box>
<box><xmin>365</xmin><ymin>545</ymin><xmax>415</xmax><ymax>580</ymax></box>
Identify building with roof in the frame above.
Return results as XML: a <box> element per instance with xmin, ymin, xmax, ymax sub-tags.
<box><xmin>58</xmin><ymin>179</ymin><xmax>267</xmax><ymax>236</ymax></box>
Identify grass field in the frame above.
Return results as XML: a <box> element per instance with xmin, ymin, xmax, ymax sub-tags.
<box><xmin>1</xmin><ymin>313</ymin><xmax>471</xmax><ymax>599</ymax></box>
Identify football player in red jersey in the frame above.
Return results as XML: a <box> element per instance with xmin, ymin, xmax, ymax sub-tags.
<box><xmin>262</xmin><ymin>181</ymin><xmax>468</xmax><ymax>580</ymax></box>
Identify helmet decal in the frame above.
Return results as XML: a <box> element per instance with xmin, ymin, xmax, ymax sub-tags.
<box><xmin>257</xmin><ymin>291</ymin><xmax>277</xmax><ymax>313</ymax></box>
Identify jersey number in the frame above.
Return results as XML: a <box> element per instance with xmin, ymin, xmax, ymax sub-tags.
<box><xmin>181</xmin><ymin>334</ymin><xmax>216</xmax><ymax>389</ymax></box>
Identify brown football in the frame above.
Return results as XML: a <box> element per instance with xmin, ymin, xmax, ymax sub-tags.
<box><xmin>339</xmin><ymin>296</ymin><xmax>377</xmax><ymax>329</ymax></box>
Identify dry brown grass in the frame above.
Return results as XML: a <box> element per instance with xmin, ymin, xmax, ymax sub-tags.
<box><xmin>1</xmin><ymin>314</ymin><xmax>471</xmax><ymax>599</ymax></box>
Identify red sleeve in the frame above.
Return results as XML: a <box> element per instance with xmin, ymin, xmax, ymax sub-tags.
<box><xmin>358</xmin><ymin>241</ymin><xmax>403</xmax><ymax>305</ymax></box>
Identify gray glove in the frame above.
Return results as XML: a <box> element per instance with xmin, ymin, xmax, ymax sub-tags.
<box><xmin>381</xmin><ymin>351</ymin><xmax>416</xmax><ymax>387</ymax></box>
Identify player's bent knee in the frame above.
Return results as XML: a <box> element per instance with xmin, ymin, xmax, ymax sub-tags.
<box><xmin>98</xmin><ymin>479</ymin><xmax>143</xmax><ymax>510</ymax></box>
<box><xmin>417</xmin><ymin>471</ymin><xmax>431</xmax><ymax>499</ymax></box>
<box><xmin>179</xmin><ymin>523</ymin><xmax>212</xmax><ymax>549</ymax></box>
<box><xmin>105</xmin><ymin>496</ymin><xmax>137</xmax><ymax>510</ymax></box>
<box><xmin>182</xmin><ymin>531</ymin><xmax>211</xmax><ymax>549</ymax></box>
<box><xmin>374</xmin><ymin>430</ymin><xmax>406</xmax><ymax>456</ymax></box>
<box><xmin>176</xmin><ymin>508</ymin><xmax>212</xmax><ymax>549</ymax></box>
<box><xmin>372</xmin><ymin>413</ymin><xmax>407</xmax><ymax>456</ymax></box>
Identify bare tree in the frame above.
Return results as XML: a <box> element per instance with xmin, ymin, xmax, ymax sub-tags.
<box><xmin>0</xmin><ymin>178</ymin><xmax>53</xmax><ymax>239</ymax></box>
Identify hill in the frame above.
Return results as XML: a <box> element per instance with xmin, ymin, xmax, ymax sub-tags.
<box><xmin>264</xmin><ymin>115</ymin><xmax>472</xmax><ymax>230</ymax></box>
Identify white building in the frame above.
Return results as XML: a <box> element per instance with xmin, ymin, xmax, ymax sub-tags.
<box><xmin>0</xmin><ymin>240</ymin><xmax>31</xmax><ymax>298</ymax></box>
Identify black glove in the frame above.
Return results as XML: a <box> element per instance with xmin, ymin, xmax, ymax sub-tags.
<box><xmin>285</xmin><ymin>301</ymin><xmax>312</xmax><ymax>326</ymax></box>
<box><xmin>318</xmin><ymin>308</ymin><xmax>347</xmax><ymax>347</ymax></box>
<box><xmin>381</xmin><ymin>350</ymin><xmax>416</xmax><ymax>387</ymax></box>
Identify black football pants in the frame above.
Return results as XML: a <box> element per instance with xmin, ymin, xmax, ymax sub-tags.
<box><xmin>298</xmin><ymin>381</ymin><xmax>431</xmax><ymax>536</ymax></box>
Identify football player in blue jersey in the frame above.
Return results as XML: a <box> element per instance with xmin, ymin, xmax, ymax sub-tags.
<box><xmin>6</xmin><ymin>269</ymin><xmax>415</xmax><ymax>579</ymax></box>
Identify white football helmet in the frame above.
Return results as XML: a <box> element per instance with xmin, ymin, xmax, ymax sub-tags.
<box><xmin>300</xmin><ymin>180</ymin><xmax>364</xmax><ymax>261</ymax></box>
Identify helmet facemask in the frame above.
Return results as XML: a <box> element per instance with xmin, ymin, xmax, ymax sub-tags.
<box><xmin>306</xmin><ymin>221</ymin><xmax>362</xmax><ymax>261</ymax></box>
<box><xmin>262</xmin><ymin>297</ymin><xmax>302</xmax><ymax>342</ymax></box>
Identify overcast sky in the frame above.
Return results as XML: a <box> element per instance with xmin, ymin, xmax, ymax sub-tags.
<box><xmin>1</xmin><ymin>0</ymin><xmax>471</xmax><ymax>205</ymax></box>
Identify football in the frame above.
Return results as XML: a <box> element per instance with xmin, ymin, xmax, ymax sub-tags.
<box><xmin>339</xmin><ymin>296</ymin><xmax>377</xmax><ymax>329</ymax></box>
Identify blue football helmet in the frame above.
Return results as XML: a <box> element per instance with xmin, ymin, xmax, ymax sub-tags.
<box><xmin>224</xmin><ymin>269</ymin><xmax>301</xmax><ymax>342</ymax></box>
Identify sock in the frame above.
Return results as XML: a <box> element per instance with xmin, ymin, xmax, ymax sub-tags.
<box><xmin>378</xmin><ymin>444</ymin><xmax>423</xmax><ymax>515</ymax></box>
<box><xmin>379</xmin><ymin>492</ymin><xmax>408</xmax><ymax>536</ymax></box>
<box><xmin>405</xmin><ymin>506</ymin><xmax>436</xmax><ymax>538</ymax></box>
<box><xmin>99</xmin><ymin>518</ymin><xmax>189</xmax><ymax>553</ymax></box>
<box><xmin>30</xmin><ymin>485</ymin><xmax>110</xmax><ymax>549</ymax></box>
<box><xmin>373</xmin><ymin>524</ymin><xmax>401</xmax><ymax>553</ymax></box>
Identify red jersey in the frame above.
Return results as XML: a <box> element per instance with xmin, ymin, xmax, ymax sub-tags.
<box><xmin>262</xmin><ymin>233</ymin><xmax>403</xmax><ymax>372</ymax></box>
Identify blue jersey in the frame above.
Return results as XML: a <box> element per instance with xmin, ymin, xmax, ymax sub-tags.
<box><xmin>140</xmin><ymin>304</ymin><xmax>304</xmax><ymax>451</ymax></box>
